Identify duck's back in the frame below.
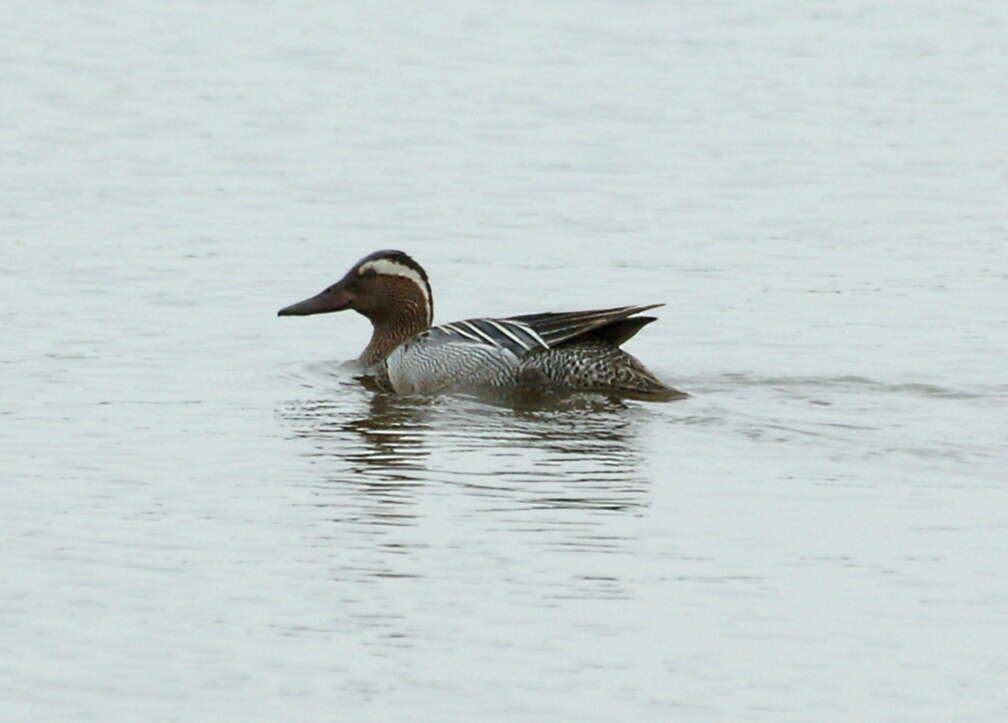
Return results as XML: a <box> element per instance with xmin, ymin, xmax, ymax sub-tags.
<box><xmin>380</xmin><ymin>306</ymin><xmax>686</xmax><ymax>400</ymax></box>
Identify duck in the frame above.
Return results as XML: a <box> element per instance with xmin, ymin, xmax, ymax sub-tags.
<box><xmin>277</xmin><ymin>250</ymin><xmax>687</xmax><ymax>401</ymax></box>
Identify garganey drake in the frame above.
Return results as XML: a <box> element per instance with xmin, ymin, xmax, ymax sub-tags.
<box><xmin>278</xmin><ymin>250</ymin><xmax>687</xmax><ymax>401</ymax></box>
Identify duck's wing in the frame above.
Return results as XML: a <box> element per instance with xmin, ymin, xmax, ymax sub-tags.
<box><xmin>421</xmin><ymin>304</ymin><xmax>664</xmax><ymax>359</ymax></box>
<box><xmin>423</xmin><ymin>318</ymin><xmax>550</xmax><ymax>359</ymax></box>
<box><xmin>505</xmin><ymin>304</ymin><xmax>664</xmax><ymax>349</ymax></box>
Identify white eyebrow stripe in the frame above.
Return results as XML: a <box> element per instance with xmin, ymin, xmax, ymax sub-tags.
<box><xmin>457</xmin><ymin>320</ymin><xmax>499</xmax><ymax>346</ymax></box>
<box><xmin>513</xmin><ymin>322</ymin><xmax>550</xmax><ymax>350</ymax></box>
<box><xmin>484</xmin><ymin>320</ymin><xmax>532</xmax><ymax>351</ymax></box>
<box><xmin>440</xmin><ymin>323</ymin><xmax>482</xmax><ymax>342</ymax></box>
<box><xmin>358</xmin><ymin>258</ymin><xmax>433</xmax><ymax>324</ymax></box>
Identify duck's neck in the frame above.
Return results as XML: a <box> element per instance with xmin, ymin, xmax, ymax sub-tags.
<box><xmin>358</xmin><ymin>305</ymin><xmax>430</xmax><ymax>368</ymax></box>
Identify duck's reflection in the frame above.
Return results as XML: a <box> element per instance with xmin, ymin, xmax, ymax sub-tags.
<box><xmin>340</xmin><ymin>392</ymin><xmax>433</xmax><ymax>477</ymax></box>
<box><xmin>278</xmin><ymin>390</ymin><xmax>433</xmax><ymax>529</ymax></box>
<box><xmin>279</xmin><ymin>388</ymin><xmax>652</xmax><ymax>520</ymax></box>
<box><xmin>278</xmin><ymin>387</ymin><xmax>657</xmax><ymax>607</ymax></box>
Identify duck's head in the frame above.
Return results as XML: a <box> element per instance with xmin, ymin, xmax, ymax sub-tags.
<box><xmin>277</xmin><ymin>249</ymin><xmax>433</xmax><ymax>328</ymax></box>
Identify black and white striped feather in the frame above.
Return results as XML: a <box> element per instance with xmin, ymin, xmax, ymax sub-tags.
<box><xmin>419</xmin><ymin>305</ymin><xmax>663</xmax><ymax>360</ymax></box>
<box><xmin>505</xmin><ymin>304</ymin><xmax>663</xmax><ymax>350</ymax></box>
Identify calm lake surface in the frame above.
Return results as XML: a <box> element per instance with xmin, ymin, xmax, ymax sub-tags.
<box><xmin>4</xmin><ymin>1</ymin><xmax>1007</xmax><ymax>720</ymax></box>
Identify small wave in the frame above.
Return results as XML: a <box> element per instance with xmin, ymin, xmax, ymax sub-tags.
<box><xmin>277</xmin><ymin>358</ymin><xmax>362</xmax><ymax>389</ymax></box>
<box><xmin>701</xmin><ymin>373</ymin><xmax>986</xmax><ymax>399</ymax></box>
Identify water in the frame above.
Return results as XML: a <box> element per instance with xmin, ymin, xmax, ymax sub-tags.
<box><xmin>4</xmin><ymin>1</ymin><xmax>1007</xmax><ymax>720</ymax></box>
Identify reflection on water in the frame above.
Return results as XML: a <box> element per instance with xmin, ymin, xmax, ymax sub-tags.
<box><xmin>276</xmin><ymin>383</ymin><xmax>654</xmax><ymax>597</ymax></box>
<box><xmin>278</xmin><ymin>389</ymin><xmax>431</xmax><ymax>531</ymax></box>
<box><xmin>278</xmin><ymin>388</ymin><xmax>651</xmax><ymax>508</ymax></box>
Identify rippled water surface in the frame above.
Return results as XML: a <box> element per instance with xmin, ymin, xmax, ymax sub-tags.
<box><xmin>4</xmin><ymin>1</ymin><xmax>1007</xmax><ymax>720</ymax></box>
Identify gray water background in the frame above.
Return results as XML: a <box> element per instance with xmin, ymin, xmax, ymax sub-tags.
<box><xmin>3</xmin><ymin>1</ymin><xmax>1007</xmax><ymax>720</ymax></box>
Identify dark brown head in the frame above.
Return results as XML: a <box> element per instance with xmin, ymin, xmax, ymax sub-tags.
<box><xmin>277</xmin><ymin>250</ymin><xmax>433</xmax><ymax>328</ymax></box>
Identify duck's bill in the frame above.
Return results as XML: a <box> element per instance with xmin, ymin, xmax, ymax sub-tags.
<box><xmin>277</xmin><ymin>287</ymin><xmax>351</xmax><ymax>316</ymax></box>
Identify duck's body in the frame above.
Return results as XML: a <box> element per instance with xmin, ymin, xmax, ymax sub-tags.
<box><xmin>278</xmin><ymin>250</ymin><xmax>686</xmax><ymax>401</ymax></box>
